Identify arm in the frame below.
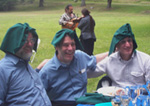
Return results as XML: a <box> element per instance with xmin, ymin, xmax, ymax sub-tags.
<box><xmin>39</xmin><ymin>68</ymin><xmax>50</xmax><ymax>91</ymax></box>
<box><xmin>36</xmin><ymin>59</ymin><xmax>50</xmax><ymax>72</ymax></box>
<box><xmin>87</xmin><ymin>52</ymin><xmax>108</xmax><ymax>78</ymax></box>
<box><xmin>145</xmin><ymin>57</ymin><xmax>150</xmax><ymax>82</ymax></box>
<box><xmin>59</xmin><ymin>15</ymin><xmax>68</xmax><ymax>25</ymax></box>
<box><xmin>78</xmin><ymin>18</ymin><xmax>86</xmax><ymax>29</ymax></box>
<box><xmin>95</xmin><ymin>52</ymin><xmax>108</xmax><ymax>63</ymax></box>
<box><xmin>59</xmin><ymin>13</ymin><xmax>76</xmax><ymax>25</ymax></box>
<box><xmin>59</xmin><ymin>13</ymin><xmax>69</xmax><ymax>25</ymax></box>
<box><xmin>87</xmin><ymin>56</ymin><xmax>108</xmax><ymax>78</ymax></box>
<box><xmin>0</xmin><ymin>67</ymin><xmax>7</xmax><ymax>105</ymax></box>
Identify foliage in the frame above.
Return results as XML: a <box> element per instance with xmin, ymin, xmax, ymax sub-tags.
<box><xmin>20</xmin><ymin>0</ymin><xmax>35</xmax><ymax>3</ymax></box>
<box><xmin>0</xmin><ymin>0</ymin><xmax>18</xmax><ymax>11</ymax></box>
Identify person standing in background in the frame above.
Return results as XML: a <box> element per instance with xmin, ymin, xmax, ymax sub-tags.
<box><xmin>78</xmin><ymin>8</ymin><xmax>96</xmax><ymax>55</ymax></box>
<box><xmin>59</xmin><ymin>4</ymin><xmax>77</xmax><ymax>30</ymax></box>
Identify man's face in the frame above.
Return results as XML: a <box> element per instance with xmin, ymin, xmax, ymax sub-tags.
<box><xmin>56</xmin><ymin>35</ymin><xmax>76</xmax><ymax>64</ymax></box>
<box><xmin>117</xmin><ymin>37</ymin><xmax>133</xmax><ymax>60</ymax></box>
<box><xmin>16</xmin><ymin>32</ymin><xmax>36</xmax><ymax>60</ymax></box>
<box><xmin>67</xmin><ymin>6</ymin><xmax>73</xmax><ymax>14</ymax></box>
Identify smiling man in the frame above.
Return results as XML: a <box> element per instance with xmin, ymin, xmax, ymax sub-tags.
<box><xmin>0</xmin><ymin>23</ymin><xmax>52</xmax><ymax>106</ymax></box>
<box><xmin>39</xmin><ymin>29</ymin><xmax>108</xmax><ymax>106</ymax></box>
<box><xmin>88</xmin><ymin>23</ymin><xmax>150</xmax><ymax>87</ymax></box>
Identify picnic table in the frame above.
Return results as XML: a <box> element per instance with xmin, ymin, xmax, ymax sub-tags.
<box><xmin>76</xmin><ymin>81</ymin><xmax>150</xmax><ymax>106</ymax></box>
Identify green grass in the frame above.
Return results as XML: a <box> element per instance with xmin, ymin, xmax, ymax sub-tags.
<box><xmin>0</xmin><ymin>0</ymin><xmax>150</xmax><ymax>92</ymax></box>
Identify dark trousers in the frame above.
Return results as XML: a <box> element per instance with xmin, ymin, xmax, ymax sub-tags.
<box><xmin>51</xmin><ymin>101</ymin><xmax>77</xmax><ymax>106</ymax></box>
<box><xmin>80</xmin><ymin>38</ymin><xmax>95</xmax><ymax>56</ymax></box>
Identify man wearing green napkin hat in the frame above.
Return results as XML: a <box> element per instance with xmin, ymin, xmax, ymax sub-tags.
<box><xmin>0</xmin><ymin>23</ymin><xmax>52</xmax><ymax>106</ymax></box>
<box><xmin>88</xmin><ymin>23</ymin><xmax>150</xmax><ymax>87</ymax></box>
<box><xmin>39</xmin><ymin>28</ymin><xmax>108</xmax><ymax>106</ymax></box>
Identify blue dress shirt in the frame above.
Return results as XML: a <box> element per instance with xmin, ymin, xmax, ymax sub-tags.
<box><xmin>39</xmin><ymin>50</ymin><xmax>96</xmax><ymax>102</ymax></box>
<box><xmin>0</xmin><ymin>53</ymin><xmax>52</xmax><ymax>106</ymax></box>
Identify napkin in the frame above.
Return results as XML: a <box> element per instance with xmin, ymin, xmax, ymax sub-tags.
<box><xmin>95</xmin><ymin>102</ymin><xmax>112</xmax><ymax>106</ymax></box>
<box><xmin>75</xmin><ymin>93</ymin><xmax>112</xmax><ymax>104</ymax></box>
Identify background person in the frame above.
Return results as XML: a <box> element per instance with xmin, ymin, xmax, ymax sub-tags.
<box><xmin>0</xmin><ymin>23</ymin><xmax>52</xmax><ymax>106</ymax></box>
<box><xmin>39</xmin><ymin>29</ymin><xmax>108</xmax><ymax>106</ymax></box>
<box><xmin>78</xmin><ymin>8</ymin><xmax>96</xmax><ymax>56</ymax></box>
<box><xmin>59</xmin><ymin>4</ymin><xmax>77</xmax><ymax>29</ymax></box>
<box><xmin>87</xmin><ymin>23</ymin><xmax>150</xmax><ymax>88</ymax></box>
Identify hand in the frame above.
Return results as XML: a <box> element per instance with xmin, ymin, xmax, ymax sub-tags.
<box><xmin>67</xmin><ymin>22</ymin><xmax>74</xmax><ymax>25</ymax></box>
<box><xmin>81</xmin><ymin>15</ymin><xmax>84</xmax><ymax>18</ymax></box>
<box><xmin>37</xmin><ymin>59</ymin><xmax>50</xmax><ymax>70</ymax></box>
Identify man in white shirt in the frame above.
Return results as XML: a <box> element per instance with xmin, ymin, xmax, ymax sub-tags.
<box><xmin>88</xmin><ymin>23</ymin><xmax>150</xmax><ymax>87</ymax></box>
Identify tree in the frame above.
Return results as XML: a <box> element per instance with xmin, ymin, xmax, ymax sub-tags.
<box><xmin>107</xmin><ymin>0</ymin><xmax>112</xmax><ymax>9</ymax></box>
<box><xmin>81</xmin><ymin>0</ymin><xmax>86</xmax><ymax>7</ymax></box>
<box><xmin>20</xmin><ymin>0</ymin><xmax>25</xmax><ymax>3</ymax></box>
<box><xmin>39</xmin><ymin>0</ymin><xmax>44</xmax><ymax>7</ymax></box>
<box><xmin>29</xmin><ymin>0</ymin><xmax>34</xmax><ymax>4</ymax></box>
<box><xmin>0</xmin><ymin>0</ymin><xmax>18</xmax><ymax>11</ymax></box>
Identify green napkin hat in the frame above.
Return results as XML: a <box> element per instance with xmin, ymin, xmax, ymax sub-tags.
<box><xmin>0</xmin><ymin>23</ymin><xmax>38</xmax><ymax>54</ymax></box>
<box><xmin>51</xmin><ymin>28</ymin><xmax>83</xmax><ymax>50</ymax></box>
<box><xmin>109</xmin><ymin>23</ymin><xmax>137</xmax><ymax>55</ymax></box>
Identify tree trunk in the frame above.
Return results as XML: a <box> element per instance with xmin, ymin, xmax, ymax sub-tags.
<box><xmin>107</xmin><ymin>0</ymin><xmax>112</xmax><ymax>9</ymax></box>
<box><xmin>29</xmin><ymin>0</ymin><xmax>34</xmax><ymax>4</ymax></box>
<box><xmin>39</xmin><ymin>0</ymin><xmax>44</xmax><ymax>7</ymax></box>
<box><xmin>81</xmin><ymin>0</ymin><xmax>86</xmax><ymax>7</ymax></box>
<box><xmin>21</xmin><ymin>0</ymin><xmax>24</xmax><ymax>3</ymax></box>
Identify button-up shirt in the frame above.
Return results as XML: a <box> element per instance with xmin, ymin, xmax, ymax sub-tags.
<box><xmin>0</xmin><ymin>53</ymin><xmax>52</xmax><ymax>106</ymax></box>
<box><xmin>59</xmin><ymin>12</ymin><xmax>77</xmax><ymax>25</ymax></box>
<box><xmin>87</xmin><ymin>50</ymin><xmax>150</xmax><ymax>87</ymax></box>
<box><xmin>39</xmin><ymin>50</ymin><xmax>96</xmax><ymax>101</ymax></box>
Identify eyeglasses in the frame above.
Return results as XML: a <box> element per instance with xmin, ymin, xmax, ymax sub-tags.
<box><xmin>119</xmin><ymin>38</ymin><xmax>133</xmax><ymax>45</ymax></box>
<box><xmin>25</xmin><ymin>38</ymin><xmax>36</xmax><ymax>45</ymax></box>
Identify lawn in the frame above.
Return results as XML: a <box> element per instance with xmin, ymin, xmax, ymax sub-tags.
<box><xmin>0</xmin><ymin>0</ymin><xmax>150</xmax><ymax>92</ymax></box>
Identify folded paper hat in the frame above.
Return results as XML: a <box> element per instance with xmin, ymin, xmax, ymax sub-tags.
<box><xmin>109</xmin><ymin>23</ymin><xmax>137</xmax><ymax>55</ymax></box>
<box><xmin>0</xmin><ymin>23</ymin><xmax>38</xmax><ymax>54</ymax></box>
<box><xmin>51</xmin><ymin>28</ymin><xmax>83</xmax><ymax>50</ymax></box>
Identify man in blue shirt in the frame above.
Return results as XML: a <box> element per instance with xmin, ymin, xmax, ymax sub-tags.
<box><xmin>39</xmin><ymin>29</ymin><xmax>108</xmax><ymax>106</ymax></box>
<box><xmin>0</xmin><ymin>23</ymin><xmax>52</xmax><ymax>106</ymax></box>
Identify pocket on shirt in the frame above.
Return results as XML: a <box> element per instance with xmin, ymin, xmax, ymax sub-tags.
<box><xmin>74</xmin><ymin>69</ymin><xmax>87</xmax><ymax>87</ymax></box>
<box><xmin>130</xmin><ymin>71</ymin><xmax>144</xmax><ymax>83</ymax></box>
<box><xmin>131</xmin><ymin>71</ymin><xmax>143</xmax><ymax>77</ymax></box>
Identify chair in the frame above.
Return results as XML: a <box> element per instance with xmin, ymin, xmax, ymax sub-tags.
<box><xmin>96</xmin><ymin>75</ymin><xmax>112</xmax><ymax>90</ymax></box>
<box><xmin>31</xmin><ymin>38</ymin><xmax>41</xmax><ymax>63</ymax></box>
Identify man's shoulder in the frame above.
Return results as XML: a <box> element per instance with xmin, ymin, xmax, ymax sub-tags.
<box><xmin>74</xmin><ymin>50</ymin><xmax>85</xmax><ymax>60</ymax></box>
<box><xmin>41</xmin><ymin>57</ymin><xmax>58</xmax><ymax>72</ymax></box>
<box><xmin>136</xmin><ymin>50</ymin><xmax>150</xmax><ymax>58</ymax></box>
<box><xmin>0</xmin><ymin>56</ymin><xmax>14</xmax><ymax>68</ymax></box>
<box><xmin>74</xmin><ymin>50</ymin><xmax>96</xmax><ymax>60</ymax></box>
<box><xmin>108</xmin><ymin>52</ymin><xmax>118</xmax><ymax>58</ymax></box>
<box><xmin>74</xmin><ymin>50</ymin><xmax>85</xmax><ymax>56</ymax></box>
<box><xmin>0</xmin><ymin>57</ymin><xmax>17</xmax><ymax>76</ymax></box>
<box><xmin>61</xmin><ymin>13</ymin><xmax>68</xmax><ymax>17</ymax></box>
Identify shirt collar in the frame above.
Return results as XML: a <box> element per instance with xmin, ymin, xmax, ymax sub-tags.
<box><xmin>116</xmin><ymin>51</ymin><xmax>135</xmax><ymax>62</ymax></box>
<box><xmin>54</xmin><ymin>52</ymin><xmax>78</xmax><ymax>70</ymax></box>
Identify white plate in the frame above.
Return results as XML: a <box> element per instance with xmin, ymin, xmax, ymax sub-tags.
<box><xmin>97</xmin><ymin>86</ymin><xmax>124</xmax><ymax>97</ymax></box>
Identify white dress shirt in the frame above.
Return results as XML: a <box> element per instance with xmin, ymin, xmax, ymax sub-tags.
<box><xmin>87</xmin><ymin>50</ymin><xmax>150</xmax><ymax>87</ymax></box>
